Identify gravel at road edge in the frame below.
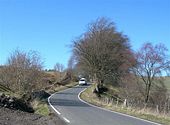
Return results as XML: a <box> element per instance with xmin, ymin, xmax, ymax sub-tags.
<box><xmin>0</xmin><ymin>107</ymin><xmax>66</xmax><ymax>125</ymax></box>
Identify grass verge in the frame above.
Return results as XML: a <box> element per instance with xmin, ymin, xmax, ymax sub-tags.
<box><xmin>32</xmin><ymin>99</ymin><xmax>50</xmax><ymax>116</ymax></box>
<box><xmin>80</xmin><ymin>84</ymin><xmax>170</xmax><ymax>125</ymax></box>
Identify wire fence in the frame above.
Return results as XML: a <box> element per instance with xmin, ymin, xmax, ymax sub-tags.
<box><xmin>97</xmin><ymin>92</ymin><xmax>170</xmax><ymax>116</ymax></box>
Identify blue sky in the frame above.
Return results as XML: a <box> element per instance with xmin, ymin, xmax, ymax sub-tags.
<box><xmin>0</xmin><ymin>0</ymin><xmax>170</xmax><ymax>69</ymax></box>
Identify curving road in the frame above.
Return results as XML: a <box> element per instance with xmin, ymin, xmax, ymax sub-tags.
<box><xmin>48</xmin><ymin>85</ymin><xmax>161</xmax><ymax>125</ymax></box>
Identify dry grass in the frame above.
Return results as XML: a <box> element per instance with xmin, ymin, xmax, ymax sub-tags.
<box><xmin>31</xmin><ymin>99</ymin><xmax>50</xmax><ymax>116</ymax></box>
<box><xmin>47</xmin><ymin>82</ymin><xmax>78</xmax><ymax>94</ymax></box>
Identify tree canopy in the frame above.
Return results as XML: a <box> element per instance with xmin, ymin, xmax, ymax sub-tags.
<box><xmin>72</xmin><ymin>17</ymin><xmax>135</xmax><ymax>86</ymax></box>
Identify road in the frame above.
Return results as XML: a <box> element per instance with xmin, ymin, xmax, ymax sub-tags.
<box><xmin>48</xmin><ymin>85</ymin><xmax>161</xmax><ymax>125</ymax></box>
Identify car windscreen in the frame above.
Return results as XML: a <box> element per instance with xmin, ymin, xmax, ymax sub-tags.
<box><xmin>80</xmin><ymin>79</ymin><xmax>85</xmax><ymax>81</ymax></box>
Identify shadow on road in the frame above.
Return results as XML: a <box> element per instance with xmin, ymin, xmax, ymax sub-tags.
<box><xmin>50</xmin><ymin>99</ymin><xmax>90</xmax><ymax>107</ymax></box>
<box><xmin>49</xmin><ymin>84</ymin><xmax>92</xmax><ymax>107</ymax></box>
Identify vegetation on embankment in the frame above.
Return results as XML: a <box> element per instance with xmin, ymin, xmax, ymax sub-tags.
<box><xmin>0</xmin><ymin>49</ymin><xmax>78</xmax><ymax>116</ymax></box>
<box><xmin>47</xmin><ymin>82</ymin><xmax>78</xmax><ymax>93</ymax></box>
<box><xmin>31</xmin><ymin>99</ymin><xmax>50</xmax><ymax>116</ymax></box>
<box><xmin>0</xmin><ymin>64</ymin><xmax>77</xmax><ymax>116</ymax></box>
<box><xmin>80</xmin><ymin>83</ymin><xmax>170</xmax><ymax>125</ymax></box>
<box><xmin>0</xmin><ymin>81</ymin><xmax>78</xmax><ymax>116</ymax></box>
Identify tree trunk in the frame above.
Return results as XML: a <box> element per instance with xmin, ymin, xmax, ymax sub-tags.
<box><xmin>94</xmin><ymin>79</ymin><xmax>103</xmax><ymax>95</ymax></box>
<box><xmin>145</xmin><ymin>82</ymin><xmax>151</xmax><ymax>104</ymax></box>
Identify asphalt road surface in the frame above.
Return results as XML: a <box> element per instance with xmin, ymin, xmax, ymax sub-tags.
<box><xmin>49</xmin><ymin>85</ymin><xmax>161</xmax><ymax>125</ymax></box>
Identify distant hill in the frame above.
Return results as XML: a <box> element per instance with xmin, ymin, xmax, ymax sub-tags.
<box><xmin>164</xmin><ymin>76</ymin><xmax>170</xmax><ymax>91</ymax></box>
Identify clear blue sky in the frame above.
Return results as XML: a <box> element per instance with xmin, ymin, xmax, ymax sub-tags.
<box><xmin>0</xmin><ymin>0</ymin><xmax>170</xmax><ymax>69</ymax></box>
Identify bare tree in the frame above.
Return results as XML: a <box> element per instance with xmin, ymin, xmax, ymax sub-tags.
<box><xmin>133</xmin><ymin>42</ymin><xmax>170</xmax><ymax>104</ymax></box>
<box><xmin>72</xmin><ymin>17</ymin><xmax>135</xmax><ymax>89</ymax></box>
<box><xmin>54</xmin><ymin>63</ymin><xmax>64</xmax><ymax>73</ymax></box>
<box><xmin>67</xmin><ymin>55</ymin><xmax>76</xmax><ymax>71</ymax></box>
<box><xmin>54</xmin><ymin>63</ymin><xmax>65</xmax><ymax>80</ymax></box>
<box><xmin>0</xmin><ymin>65</ymin><xmax>14</xmax><ymax>90</ymax></box>
<box><xmin>0</xmin><ymin>49</ymin><xmax>44</xmax><ymax>95</ymax></box>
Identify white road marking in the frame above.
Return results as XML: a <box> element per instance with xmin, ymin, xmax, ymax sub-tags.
<box><xmin>49</xmin><ymin>84</ymin><xmax>161</xmax><ymax>125</ymax></box>
<box><xmin>63</xmin><ymin>117</ymin><xmax>70</xmax><ymax>123</ymax></box>
<box><xmin>78</xmin><ymin>86</ymin><xmax>162</xmax><ymax>125</ymax></box>
<box><xmin>48</xmin><ymin>94</ymin><xmax>61</xmax><ymax>115</ymax></box>
<box><xmin>48</xmin><ymin>85</ymin><xmax>79</xmax><ymax>123</ymax></box>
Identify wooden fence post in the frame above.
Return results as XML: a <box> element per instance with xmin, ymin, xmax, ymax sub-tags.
<box><xmin>123</xmin><ymin>99</ymin><xmax>127</xmax><ymax>107</ymax></box>
<box><xmin>156</xmin><ymin>105</ymin><xmax>159</xmax><ymax>113</ymax></box>
<box><xmin>116</xmin><ymin>98</ymin><xmax>119</xmax><ymax>107</ymax></box>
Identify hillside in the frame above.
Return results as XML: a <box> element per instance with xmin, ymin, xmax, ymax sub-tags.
<box><xmin>164</xmin><ymin>77</ymin><xmax>170</xmax><ymax>91</ymax></box>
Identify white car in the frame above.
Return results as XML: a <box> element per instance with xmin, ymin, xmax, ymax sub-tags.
<box><xmin>79</xmin><ymin>78</ymin><xmax>87</xmax><ymax>85</ymax></box>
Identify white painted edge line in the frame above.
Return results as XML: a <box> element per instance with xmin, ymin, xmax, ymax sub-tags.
<box><xmin>48</xmin><ymin>85</ymin><xmax>79</xmax><ymax>123</ymax></box>
<box><xmin>48</xmin><ymin>93</ymin><xmax>61</xmax><ymax>115</ymax></box>
<box><xmin>63</xmin><ymin>117</ymin><xmax>70</xmax><ymax>123</ymax></box>
<box><xmin>78</xmin><ymin>86</ymin><xmax>162</xmax><ymax>125</ymax></box>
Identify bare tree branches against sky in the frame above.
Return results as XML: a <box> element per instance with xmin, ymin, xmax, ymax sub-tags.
<box><xmin>0</xmin><ymin>0</ymin><xmax>169</xmax><ymax>69</ymax></box>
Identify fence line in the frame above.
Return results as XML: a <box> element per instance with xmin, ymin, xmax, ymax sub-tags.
<box><xmin>98</xmin><ymin>93</ymin><xmax>170</xmax><ymax>115</ymax></box>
